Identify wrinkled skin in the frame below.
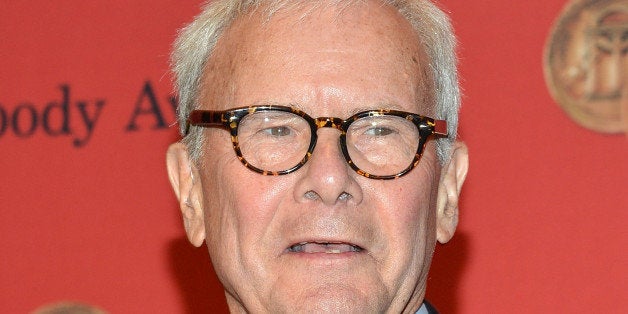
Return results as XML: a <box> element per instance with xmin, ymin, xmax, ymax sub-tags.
<box><xmin>167</xmin><ymin>1</ymin><xmax>468</xmax><ymax>313</ymax></box>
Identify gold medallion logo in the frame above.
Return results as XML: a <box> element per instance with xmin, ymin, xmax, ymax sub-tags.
<box><xmin>544</xmin><ymin>0</ymin><xmax>628</xmax><ymax>133</ymax></box>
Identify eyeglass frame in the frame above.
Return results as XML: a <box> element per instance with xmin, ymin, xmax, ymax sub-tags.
<box><xmin>185</xmin><ymin>105</ymin><xmax>448</xmax><ymax>180</ymax></box>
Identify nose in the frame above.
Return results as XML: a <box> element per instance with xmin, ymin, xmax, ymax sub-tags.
<box><xmin>293</xmin><ymin>129</ymin><xmax>363</xmax><ymax>206</ymax></box>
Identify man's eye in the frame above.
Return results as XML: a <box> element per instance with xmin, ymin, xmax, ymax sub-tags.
<box><xmin>365</xmin><ymin>127</ymin><xmax>395</xmax><ymax>136</ymax></box>
<box><xmin>262</xmin><ymin>126</ymin><xmax>292</xmax><ymax>136</ymax></box>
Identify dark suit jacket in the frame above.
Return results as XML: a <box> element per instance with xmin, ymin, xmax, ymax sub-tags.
<box><xmin>424</xmin><ymin>300</ymin><xmax>439</xmax><ymax>314</ymax></box>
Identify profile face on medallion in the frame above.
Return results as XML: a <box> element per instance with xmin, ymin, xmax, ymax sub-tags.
<box><xmin>544</xmin><ymin>0</ymin><xmax>628</xmax><ymax>133</ymax></box>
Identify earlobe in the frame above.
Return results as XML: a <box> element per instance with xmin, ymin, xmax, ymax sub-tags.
<box><xmin>166</xmin><ymin>142</ymin><xmax>206</xmax><ymax>247</ymax></box>
<box><xmin>436</xmin><ymin>141</ymin><xmax>469</xmax><ymax>244</ymax></box>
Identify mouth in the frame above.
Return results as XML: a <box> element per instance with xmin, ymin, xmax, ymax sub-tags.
<box><xmin>287</xmin><ymin>242</ymin><xmax>364</xmax><ymax>254</ymax></box>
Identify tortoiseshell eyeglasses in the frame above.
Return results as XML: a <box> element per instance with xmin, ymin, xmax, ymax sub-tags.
<box><xmin>185</xmin><ymin>105</ymin><xmax>447</xmax><ymax>180</ymax></box>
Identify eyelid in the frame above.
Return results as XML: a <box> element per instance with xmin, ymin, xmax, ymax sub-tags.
<box><xmin>244</xmin><ymin>113</ymin><xmax>308</xmax><ymax>136</ymax></box>
<box><xmin>261</xmin><ymin>125</ymin><xmax>292</xmax><ymax>136</ymax></box>
<box><xmin>364</xmin><ymin>124</ymin><xmax>398</xmax><ymax>133</ymax></box>
<box><xmin>243</xmin><ymin>111</ymin><xmax>302</xmax><ymax>124</ymax></box>
<box><xmin>351</xmin><ymin>124</ymin><xmax>399</xmax><ymax>136</ymax></box>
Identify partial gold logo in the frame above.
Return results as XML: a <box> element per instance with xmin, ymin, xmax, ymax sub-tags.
<box><xmin>544</xmin><ymin>0</ymin><xmax>628</xmax><ymax>133</ymax></box>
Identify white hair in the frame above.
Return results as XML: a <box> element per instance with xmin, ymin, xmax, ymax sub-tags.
<box><xmin>171</xmin><ymin>0</ymin><xmax>459</xmax><ymax>164</ymax></box>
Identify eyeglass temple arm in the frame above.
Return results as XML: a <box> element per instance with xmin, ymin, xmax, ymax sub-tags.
<box><xmin>433</xmin><ymin>120</ymin><xmax>448</xmax><ymax>137</ymax></box>
<box><xmin>184</xmin><ymin>110</ymin><xmax>227</xmax><ymax>136</ymax></box>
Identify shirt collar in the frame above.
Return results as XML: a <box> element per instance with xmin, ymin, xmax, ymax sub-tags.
<box><xmin>416</xmin><ymin>303</ymin><xmax>428</xmax><ymax>314</ymax></box>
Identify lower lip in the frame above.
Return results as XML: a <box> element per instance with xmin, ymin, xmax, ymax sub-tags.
<box><xmin>283</xmin><ymin>250</ymin><xmax>365</xmax><ymax>261</ymax></box>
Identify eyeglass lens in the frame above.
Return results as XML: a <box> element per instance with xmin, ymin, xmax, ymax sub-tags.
<box><xmin>237</xmin><ymin>110</ymin><xmax>421</xmax><ymax>176</ymax></box>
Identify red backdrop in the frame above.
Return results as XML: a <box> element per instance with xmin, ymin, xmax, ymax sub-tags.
<box><xmin>1</xmin><ymin>1</ymin><xmax>626</xmax><ymax>313</ymax></box>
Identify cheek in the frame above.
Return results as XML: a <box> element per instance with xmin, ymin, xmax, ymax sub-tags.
<box><xmin>368</xmin><ymin>155</ymin><xmax>440</xmax><ymax>264</ymax></box>
<box><xmin>229</xmin><ymin>175</ymin><xmax>294</xmax><ymax>242</ymax></box>
<box><xmin>371</xmin><ymin>168</ymin><xmax>436</xmax><ymax>230</ymax></box>
<box><xmin>200</xmin><ymin>152</ymin><xmax>294</xmax><ymax>274</ymax></box>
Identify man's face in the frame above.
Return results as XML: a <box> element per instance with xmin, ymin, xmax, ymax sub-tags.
<box><xmin>182</xmin><ymin>2</ymin><xmax>449</xmax><ymax>313</ymax></box>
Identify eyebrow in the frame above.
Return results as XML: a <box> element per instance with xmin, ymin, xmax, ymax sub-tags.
<box><xmin>349</xmin><ymin>103</ymin><xmax>406</xmax><ymax>114</ymax></box>
<box><xmin>248</xmin><ymin>100</ymin><xmax>407</xmax><ymax>117</ymax></box>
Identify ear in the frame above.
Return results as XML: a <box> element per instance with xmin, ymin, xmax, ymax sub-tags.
<box><xmin>166</xmin><ymin>142</ymin><xmax>206</xmax><ymax>247</ymax></box>
<box><xmin>435</xmin><ymin>141</ymin><xmax>469</xmax><ymax>244</ymax></box>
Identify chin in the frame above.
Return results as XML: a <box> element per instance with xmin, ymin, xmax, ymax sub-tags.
<box><xmin>269</xmin><ymin>281</ymin><xmax>386</xmax><ymax>313</ymax></box>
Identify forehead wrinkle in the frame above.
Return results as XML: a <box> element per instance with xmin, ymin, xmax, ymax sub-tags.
<box><xmin>203</xmin><ymin>0</ymin><xmax>429</xmax><ymax>114</ymax></box>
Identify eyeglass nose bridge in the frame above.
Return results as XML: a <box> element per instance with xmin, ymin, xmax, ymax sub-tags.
<box><xmin>314</xmin><ymin>117</ymin><xmax>345</xmax><ymax>132</ymax></box>
<box><xmin>307</xmin><ymin>116</ymin><xmax>352</xmax><ymax>172</ymax></box>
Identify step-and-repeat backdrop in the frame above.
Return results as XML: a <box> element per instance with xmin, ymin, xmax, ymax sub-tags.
<box><xmin>2</xmin><ymin>1</ymin><xmax>626</xmax><ymax>313</ymax></box>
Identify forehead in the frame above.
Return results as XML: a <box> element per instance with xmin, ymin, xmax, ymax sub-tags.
<box><xmin>201</xmin><ymin>0</ymin><xmax>429</xmax><ymax>115</ymax></box>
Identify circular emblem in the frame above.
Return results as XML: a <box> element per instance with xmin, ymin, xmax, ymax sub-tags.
<box><xmin>544</xmin><ymin>0</ymin><xmax>628</xmax><ymax>133</ymax></box>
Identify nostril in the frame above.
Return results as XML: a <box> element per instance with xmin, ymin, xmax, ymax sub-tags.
<box><xmin>338</xmin><ymin>192</ymin><xmax>352</xmax><ymax>201</ymax></box>
<box><xmin>304</xmin><ymin>191</ymin><xmax>319</xmax><ymax>200</ymax></box>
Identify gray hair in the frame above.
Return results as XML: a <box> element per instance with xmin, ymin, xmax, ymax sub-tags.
<box><xmin>171</xmin><ymin>0</ymin><xmax>459</xmax><ymax>164</ymax></box>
